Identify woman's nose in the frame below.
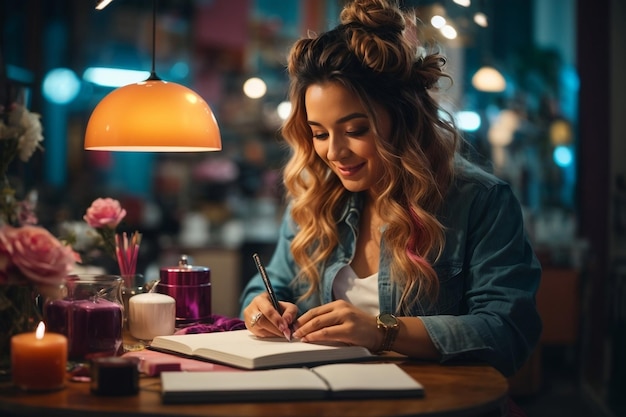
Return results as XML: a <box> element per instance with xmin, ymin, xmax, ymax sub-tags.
<box><xmin>327</xmin><ymin>134</ymin><xmax>349</xmax><ymax>161</ymax></box>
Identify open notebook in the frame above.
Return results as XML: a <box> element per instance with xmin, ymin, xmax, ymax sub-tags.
<box><xmin>160</xmin><ymin>362</ymin><xmax>424</xmax><ymax>403</ymax></box>
<box><xmin>149</xmin><ymin>329</ymin><xmax>376</xmax><ymax>370</ymax></box>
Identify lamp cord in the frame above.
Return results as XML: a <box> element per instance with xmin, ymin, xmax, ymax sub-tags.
<box><xmin>149</xmin><ymin>0</ymin><xmax>160</xmax><ymax>81</ymax></box>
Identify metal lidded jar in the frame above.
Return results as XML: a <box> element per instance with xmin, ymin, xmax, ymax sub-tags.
<box><xmin>156</xmin><ymin>255</ymin><xmax>211</xmax><ymax>325</ymax></box>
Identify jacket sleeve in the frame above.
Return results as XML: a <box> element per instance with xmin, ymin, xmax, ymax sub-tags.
<box><xmin>420</xmin><ymin>183</ymin><xmax>542</xmax><ymax>377</ymax></box>
<box><xmin>238</xmin><ymin>209</ymin><xmax>299</xmax><ymax>317</ymax></box>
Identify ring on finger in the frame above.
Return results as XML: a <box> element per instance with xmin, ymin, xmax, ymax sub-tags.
<box><xmin>249</xmin><ymin>311</ymin><xmax>263</xmax><ymax>328</ymax></box>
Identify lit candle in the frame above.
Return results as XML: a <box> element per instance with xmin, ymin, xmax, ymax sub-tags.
<box><xmin>11</xmin><ymin>321</ymin><xmax>67</xmax><ymax>391</ymax></box>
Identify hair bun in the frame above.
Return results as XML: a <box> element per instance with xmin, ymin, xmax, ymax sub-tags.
<box><xmin>339</xmin><ymin>0</ymin><xmax>410</xmax><ymax>76</ymax></box>
<box><xmin>340</xmin><ymin>0</ymin><xmax>404</xmax><ymax>35</ymax></box>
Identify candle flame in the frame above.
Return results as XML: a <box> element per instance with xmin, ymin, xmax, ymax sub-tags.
<box><xmin>35</xmin><ymin>321</ymin><xmax>46</xmax><ymax>339</ymax></box>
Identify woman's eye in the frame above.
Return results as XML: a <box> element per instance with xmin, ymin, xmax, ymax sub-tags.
<box><xmin>312</xmin><ymin>132</ymin><xmax>329</xmax><ymax>140</ymax></box>
<box><xmin>346</xmin><ymin>127</ymin><xmax>369</xmax><ymax>136</ymax></box>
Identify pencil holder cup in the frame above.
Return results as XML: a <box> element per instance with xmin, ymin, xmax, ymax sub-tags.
<box><xmin>156</xmin><ymin>255</ymin><xmax>211</xmax><ymax>326</ymax></box>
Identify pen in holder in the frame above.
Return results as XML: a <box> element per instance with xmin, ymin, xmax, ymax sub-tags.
<box><xmin>116</xmin><ymin>231</ymin><xmax>144</xmax><ymax>350</ymax></box>
<box><xmin>115</xmin><ymin>231</ymin><xmax>141</xmax><ymax>282</ymax></box>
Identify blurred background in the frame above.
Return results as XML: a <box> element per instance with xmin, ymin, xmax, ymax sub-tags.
<box><xmin>1</xmin><ymin>1</ymin><xmax>624</xmax><ymax>415</ymax></box>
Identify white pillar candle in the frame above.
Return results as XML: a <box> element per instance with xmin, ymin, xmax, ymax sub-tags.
<box><xmin>129</xmin><ymin>293</ymin><xmax>176</xmax><ymax>341</ymax></box>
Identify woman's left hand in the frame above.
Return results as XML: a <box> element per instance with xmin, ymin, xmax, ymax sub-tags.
<box><xmin>292</xmin><ymin>300</ymin><xmax>382</xmax><ymax>351</ymax></box>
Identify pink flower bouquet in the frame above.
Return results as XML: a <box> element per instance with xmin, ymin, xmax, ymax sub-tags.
<box><xmin>0</xmin><ymin>224</ymin><xmax>80</xmax><ymax>369</ymax></box>
<box><xmin>0</xmin><ymin>224</ymin><xmax>80</xmax><ymax>286</ymax></box>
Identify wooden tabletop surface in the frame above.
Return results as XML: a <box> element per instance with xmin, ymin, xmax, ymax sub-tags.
<box><xmin>0</xmin><ymin>360</ymin><xmax>508</xmax><ymax>417</ymax></box>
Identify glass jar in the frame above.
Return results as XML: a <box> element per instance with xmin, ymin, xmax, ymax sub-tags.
<box><xmin>121</xmin><ymin>273</ymin><xmax>146</xmax><ymax>330</ymax></box>
<box><xmin>120</xmin><ymin>274</ymin><xmax>147</xmax><ymax>351</ymax></box>
<box><xmin>44</xmin><ymin>275</ymin><xmax>124</xmax><ymax>362</ymax></box>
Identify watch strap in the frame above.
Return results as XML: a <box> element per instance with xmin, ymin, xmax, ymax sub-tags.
<box><xmin>376</xmin><ymin>314</ymin><xmax>399</xmax><ymax>353</ymax></box>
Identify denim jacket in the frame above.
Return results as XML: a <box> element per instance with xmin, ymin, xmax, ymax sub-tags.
<box><xmin>240</xmin><ymin>161</ymin><xmax>542</xmax><ymax>376</ymax></box>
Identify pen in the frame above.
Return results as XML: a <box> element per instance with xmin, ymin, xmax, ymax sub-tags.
<box><xmin>252</xmin><ymin>253</ymin><xmax>293</xmax><ymax>341</ymax></box>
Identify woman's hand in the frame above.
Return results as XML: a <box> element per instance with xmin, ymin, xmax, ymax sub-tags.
<box><xmin>292</xmin><ymin>300</ymin><xmax>382</xmax><ymax>351</ymax></box>
<box><xmin>243</xmin><ymin>293</ymin><xmax>298</xmax><ymax>340</ymax></box>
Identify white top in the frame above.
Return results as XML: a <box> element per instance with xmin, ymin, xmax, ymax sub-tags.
<box><xmin>332</xmin><ymin>265</ymin><xmax>380</xmax><ymax>315</ymax></box>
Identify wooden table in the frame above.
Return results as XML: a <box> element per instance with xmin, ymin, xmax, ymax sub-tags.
<box><xmin>0</xmin><ymin>361</ymin><xmax>508</xmax><ymax>417</ymax></box>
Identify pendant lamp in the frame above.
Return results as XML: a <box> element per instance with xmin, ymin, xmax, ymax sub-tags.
<box><xmin>471</xmin><ymin>65</ymin><xmax>506</xmax><ymax>93</ymax></box>
<box><xmin>85</xmin><ymin>0</ymin><xmax>221</xmax><ymax>152</ymax></box>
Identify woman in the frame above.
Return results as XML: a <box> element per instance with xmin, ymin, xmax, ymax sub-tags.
<box><xmin>240</xmin><ymin>0</ymin><xmax>541</xmax><ymax>378</ymax></box>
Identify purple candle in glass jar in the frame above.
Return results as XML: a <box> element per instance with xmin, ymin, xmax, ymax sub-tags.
<box><xmin>45</xmin><ymin>298</ymin><xmax>123</xmax><ymax>360</ymax></box>
<box><xmin>44</xmin><ymin>299</ymin><xmax>71</xmax><ymax>336</ymax></box>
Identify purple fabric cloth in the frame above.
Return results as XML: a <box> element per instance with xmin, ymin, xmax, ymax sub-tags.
<box><xmin>174</xmin><ymin>315</ymin><xmax>246</xmax><ymax>335</ymax></box>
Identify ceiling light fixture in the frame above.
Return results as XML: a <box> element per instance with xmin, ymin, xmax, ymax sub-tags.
<box><xmin>453</xmin><ymin>0</ymin><xmax>471</xmax><ymax>7</ymax></box>
<box><xmin>471</xmin><ymin>66</ymin><xmax>506</xmax><ymax>92</ymax></box>
<box><xmin>84</xmin><ymin>0</ymin><xmax>221</xmax><ymax>152</ymax></box>
<box><xmin>95</xmin><ymin>0</ymin><xmax>115</xmax><ymax>10</ymax></box>
<box><xmin>473</xmin><ymin>12</ymin><xmax>488</xmax><ymax>28</ymax></box>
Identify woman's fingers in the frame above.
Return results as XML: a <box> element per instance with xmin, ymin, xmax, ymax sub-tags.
<box><xmin>244</xmin><ymin>294</ymin><xmax>296</xmax><ymax>338</ymax></box>
<box><xmin>293</xmin><ymin>300</ymin><xmax>376</xmax><ymax>348</ymax></box>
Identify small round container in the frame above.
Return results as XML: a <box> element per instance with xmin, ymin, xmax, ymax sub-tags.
<box><xmin>156</xmin><ymin>255</ymin><xmax>211</xmax><ymax>325</ymax></box>
<box><xmin>90</xmin><ymin>357</ymin><xmax>139</xmax><ymax>396</ymax></box>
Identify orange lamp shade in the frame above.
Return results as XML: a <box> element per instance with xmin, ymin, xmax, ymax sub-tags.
<box><xmin>85</xmin><ymin>79</ymin><xmax>222</xmax><ymax>152</ymax></box>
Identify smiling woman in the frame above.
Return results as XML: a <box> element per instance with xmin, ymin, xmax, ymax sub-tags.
<box><xmin>306</xmin><ymin>83</ymin><xmax>387</xmax><ymax>194</ymax></box>
<box><xmin>239</xmin><ymin>0</ymin><xmax>542</xmax><ymax>387</ymax></box>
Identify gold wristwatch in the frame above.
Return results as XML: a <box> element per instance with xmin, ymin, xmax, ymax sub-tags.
<box><xmin>375</xmin><ymin>313</ymin><xmax>399</xmax><ymax>353</ymax></box>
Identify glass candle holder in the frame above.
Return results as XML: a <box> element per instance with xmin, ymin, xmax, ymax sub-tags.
<box><xmin>120</xmin><ymin>274</ymin><xmax>148</xmax><ymax>351</ymax></box>
<box><xmin>44</xmin><ymin>275</ymin><xmax>124</xmax><ymax>362</ymax></box>
<box><xmin>120</xmin><ymin>274</ymin><xmax>146</xmax><ymax>329</ymax></box>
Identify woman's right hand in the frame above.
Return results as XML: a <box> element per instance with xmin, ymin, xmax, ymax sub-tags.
<box><xmin>243</xmin><ymin>293</ymin><xmax>298</xmax><ymax>340</ymax></box>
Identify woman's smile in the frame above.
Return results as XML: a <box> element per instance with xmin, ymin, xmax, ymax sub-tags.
<box><xmin>335</xmin><ymin>162</ymin><xmax>367</xmax><ymax>177</ymax></box>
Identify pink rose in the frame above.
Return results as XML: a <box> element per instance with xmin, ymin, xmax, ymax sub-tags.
<box><xmin>0</xmin><ymin>225</ymin><xmax>79</xmax><ymax>285</ymax></box>
<box><xmin>83</xmin><ymin>198</ymin><xmax>127</xmax><ymax>229</ymax></box>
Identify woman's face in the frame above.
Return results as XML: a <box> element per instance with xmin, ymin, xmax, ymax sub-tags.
<box><xmin>305</xmin><ymin>82</ymin><xmax>390</xmax><ymax>194</ymax></box>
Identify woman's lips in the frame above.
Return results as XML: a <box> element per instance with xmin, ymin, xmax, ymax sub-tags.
<box><xmin>336</xmin><ymin>162</ymin><xmax>366</xmax><ymax>177</ymax></box>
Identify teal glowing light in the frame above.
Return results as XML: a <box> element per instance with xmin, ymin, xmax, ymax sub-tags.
<box><xmin>83</xmin><ymin>67</ymin><xmax>150</xmax><ymax>87</ymax></box>
<box><xmin>455</xmin><ymin>111</ymin><xmax>481</xmax><ymax>132</ymax></box>
<box><xmin>553</xmin><ymin>145</ymin><xmax>573</xmax><ymax>167</ymax></box>
<box><xmin>42</xmin><ymin>68</ymin><xmax>81</xmax><ymax>104</ymax></box>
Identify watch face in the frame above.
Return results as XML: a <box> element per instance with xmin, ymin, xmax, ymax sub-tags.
<box><xmin>379</xmin><ymin>313</ymin><xmax>398</xmax><ymax>327</ymax></box>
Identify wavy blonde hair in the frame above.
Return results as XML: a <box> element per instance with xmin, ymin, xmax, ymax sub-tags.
<box><xmin>281</xmin><ymin>0</ymin><xmax>459</xmax><ymax>313</ymax></box>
